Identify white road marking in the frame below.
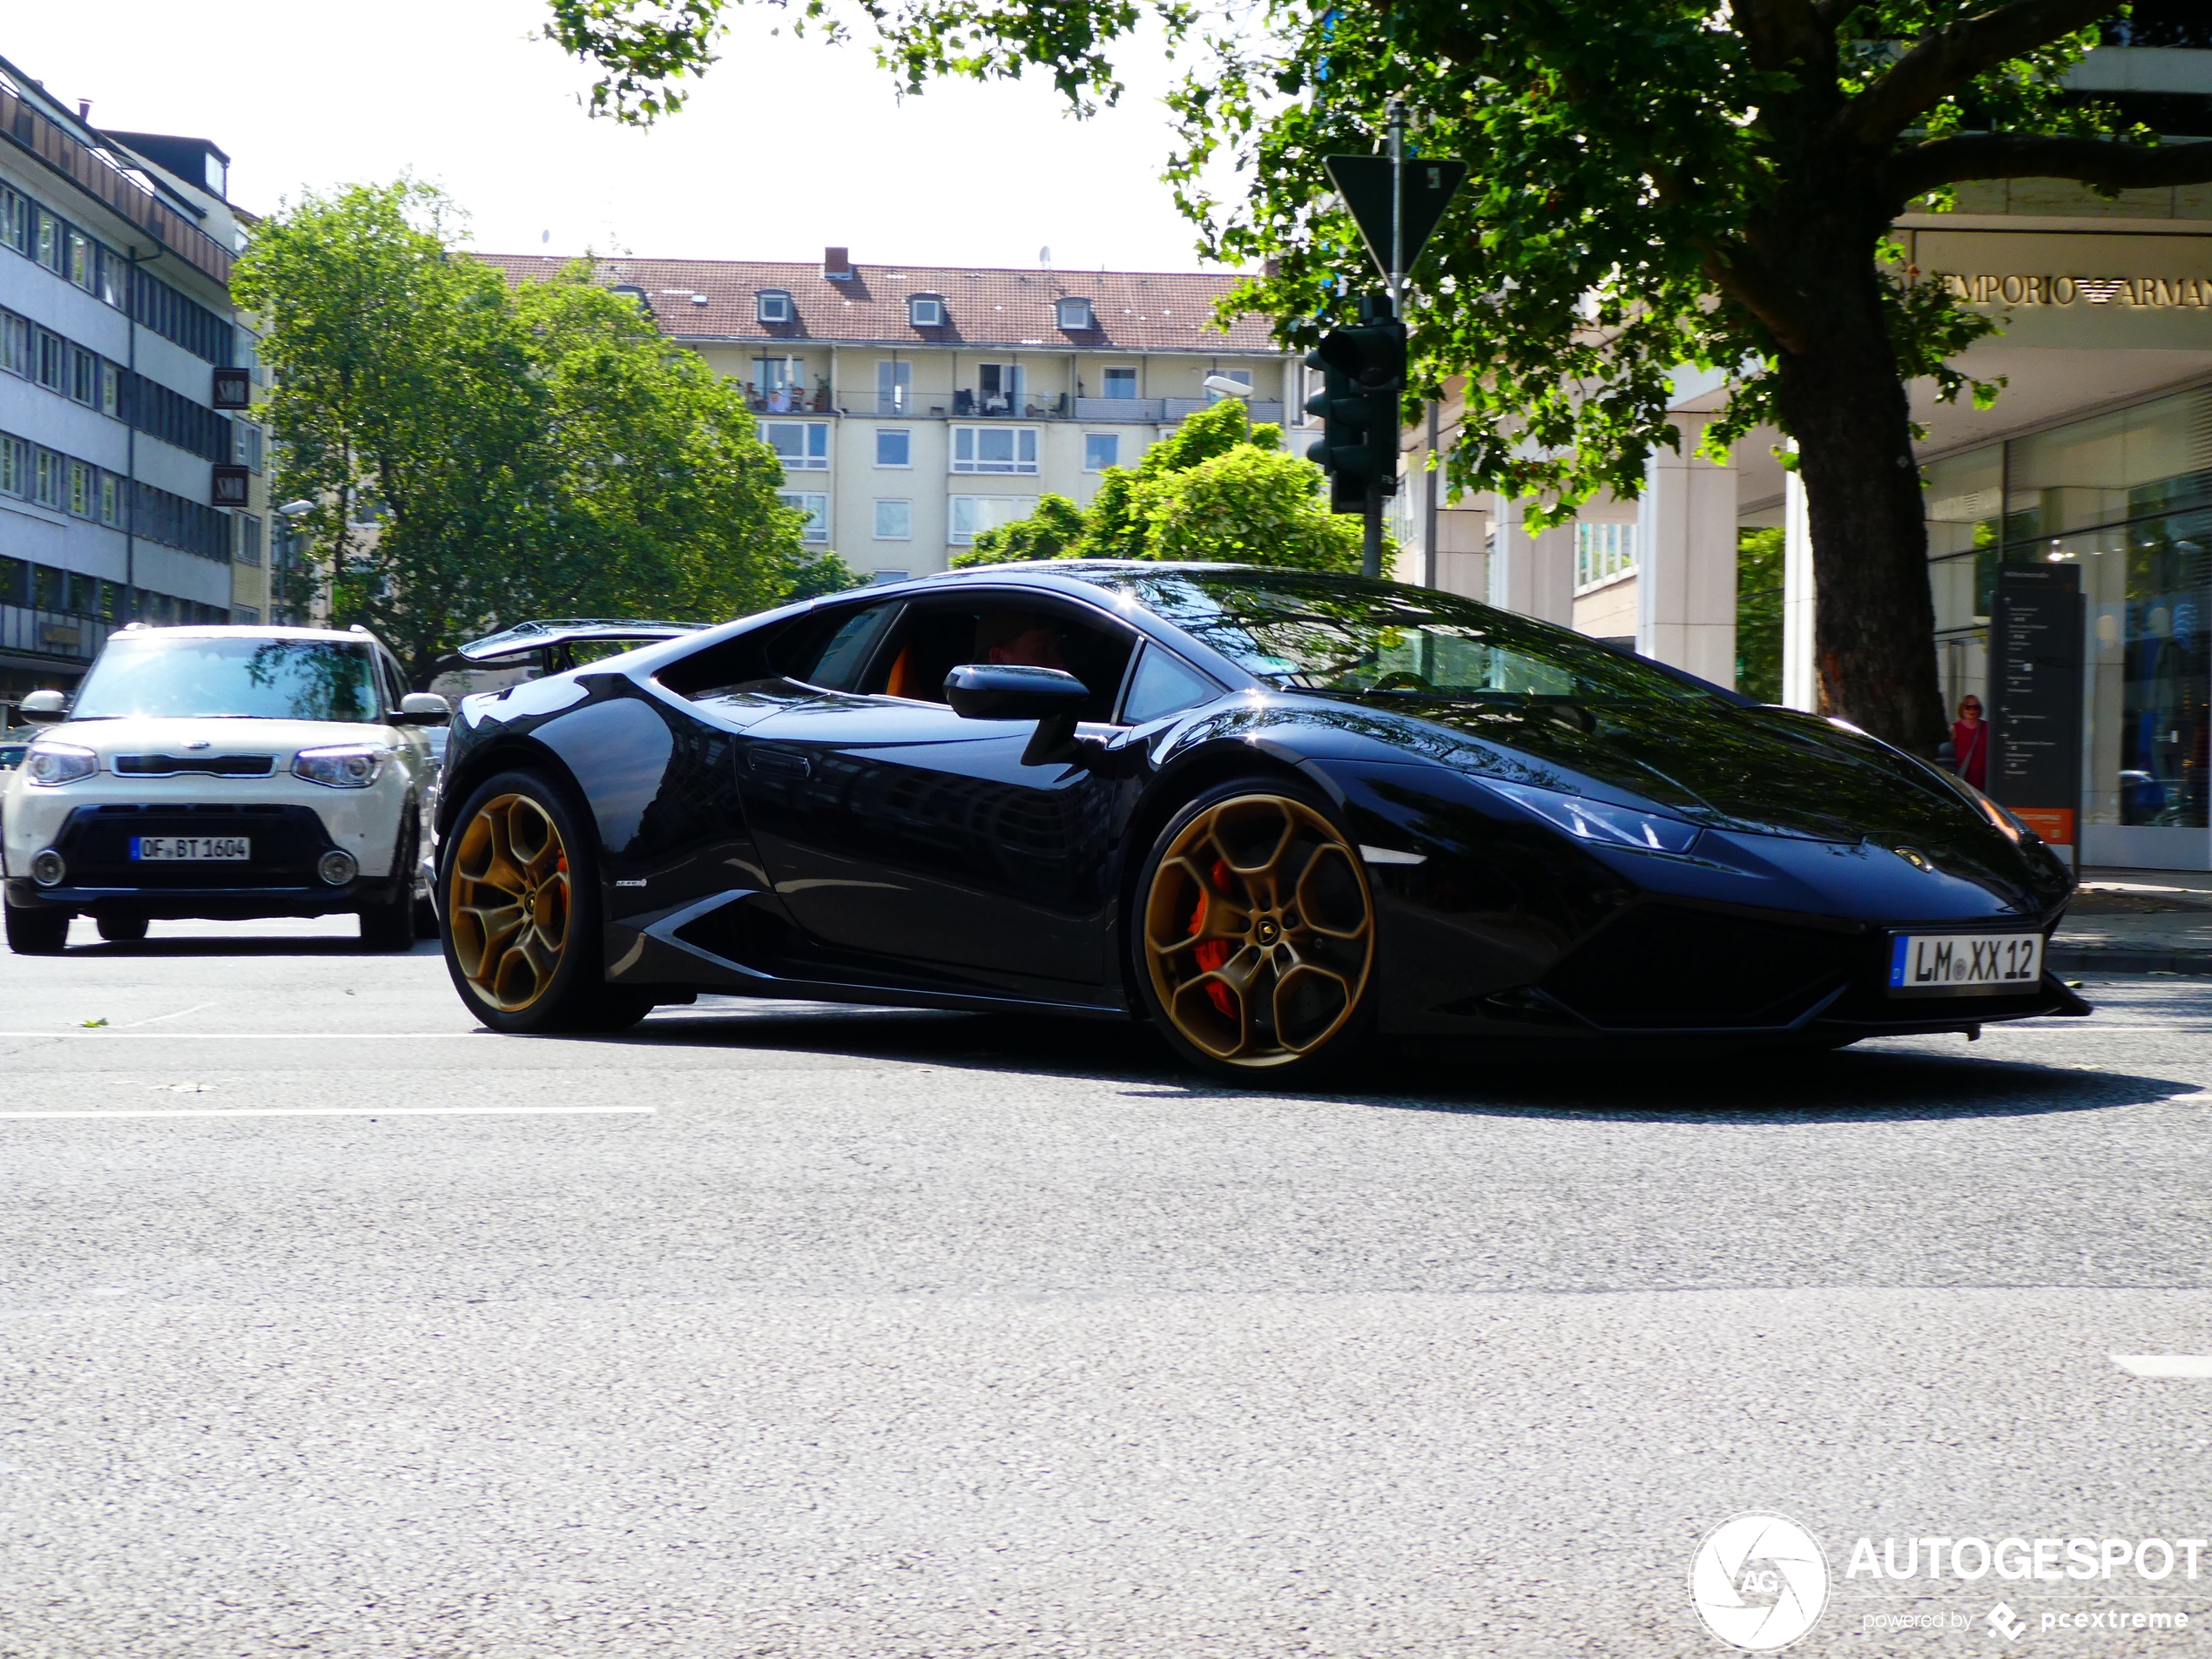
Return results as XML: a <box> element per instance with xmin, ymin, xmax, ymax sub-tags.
<box><xmin>123</xmin><ymin>1001</ymin><xmax>218</xmax><ymax>1028</ymax></box>
<box><xmin>0</xmin><ymin>1106</ymin><xmax>654</xmax><ymax>1122</ymax></box>
<box><xmin>2111</xmin><ymin>1355</ymin><xmax>2212</xmax><ymax>1379</ymax></box>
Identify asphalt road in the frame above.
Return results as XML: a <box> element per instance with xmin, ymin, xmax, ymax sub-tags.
<box><xmin>2</xmin><ymin>918</ymin><xmax>2209</xmax><ymax>1658</ymax></box>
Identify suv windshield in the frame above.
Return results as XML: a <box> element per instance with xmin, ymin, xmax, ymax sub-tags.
<box><xmin>71</xmin><ymin>635</ymin><xmax>383</xmax><ymax>722</ymax></box>
<box><xmin>1073</xmin><ymin>569</ymin><xmax>1730</xmax><ymax>705</ymax></box>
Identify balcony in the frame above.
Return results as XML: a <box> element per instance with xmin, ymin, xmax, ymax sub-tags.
<box><xmin>1076</xmin><ymin>396</ymin><xmax>1285</xmax><ymax>425</ymax></box>
<box><xmin>828</xmin><ymin>393</ymin><xmax>1288</xmax><ymax>423</ymax></box>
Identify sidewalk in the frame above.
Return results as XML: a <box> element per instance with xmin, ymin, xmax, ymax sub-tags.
<box><xmin>2049</xmin><ymin>867</ymin><xmax>2212</xmax><ymax>975</ymax></box>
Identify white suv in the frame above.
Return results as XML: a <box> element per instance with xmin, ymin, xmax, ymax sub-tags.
<box><xmin>2</xmin><ymin>624</ymin><xmax>445</xmax><ymax>954</ymax></box>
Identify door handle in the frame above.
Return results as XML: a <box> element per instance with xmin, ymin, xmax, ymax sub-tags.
<box><xmin>749</xmin><ymin>746</ymin><xmax>811</xmax><ymax>779</ymax></box>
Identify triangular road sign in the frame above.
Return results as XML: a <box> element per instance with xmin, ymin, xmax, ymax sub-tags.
<box><xmin>1324</xmin><ymin>154</ymin><xmax>1468</xmax><ymax>284</ymax></box>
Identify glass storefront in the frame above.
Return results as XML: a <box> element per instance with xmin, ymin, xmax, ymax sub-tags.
<box><xmin>1925</xmin><ymin>382</ymin><xmax>2212</xmax><ymax>860</ymax></box>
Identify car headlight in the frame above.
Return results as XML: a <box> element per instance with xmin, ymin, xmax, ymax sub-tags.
<box><xmin>1488</xmin><ymin>779</ymin><xmax>1703</xmax><ymax>854</ymax></box>
<box><xmin>293</xmin><ymin>745</ymin><xmax>387</xmax><ymax>788</ymax></box>
<box><xmin>23</xmin><ymin>743</ymin><xmax>98</xmax><ymax>786</ymax></box>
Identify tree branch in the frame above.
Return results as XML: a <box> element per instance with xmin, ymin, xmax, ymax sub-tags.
<box><xmin>1888</xmin><ymin>132</ymin><xmax>2212</xmax><ymax>202</ymax></box>
<box><xmin>1843</xmin><ymin>0</ymin><xmax>2119</xmax><ymax>148</ymax></box>
<box><xmin>1733</xmin><ymin>0</ymin><xmax>1831</xmax><ymax>72</ymax></box>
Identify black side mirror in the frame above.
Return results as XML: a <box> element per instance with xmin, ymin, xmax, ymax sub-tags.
<box><xmin>946</xmin><ymin>664</ymin><xmax>1095</xmax><ymax>765</ymax></box>
<box><xmin>943</xmin><ymin>664</ymin><xmax>1089</xmax><ymax>722</ymax></box>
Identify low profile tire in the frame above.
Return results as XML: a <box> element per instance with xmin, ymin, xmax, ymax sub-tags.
<box><xmin>1130</xmin><ymin>777</ymin><xmax>1378</xmax><ymax>1083</ymax></box>
<box><xmin>439</xmin><ymin>770</ymin><xmax>652</xmax><ymax>1035</ymax></box>
<box><xmin>4</xmin><ymin>903</ymin><xmax>71</xmax><ymax>955</ymax></box>
<box><xmin>96</xmin><ymin>913</ymin><xmax>149</xmax><ymax>944</ymax></box>
<box><xmin>358</xmin><ymin>819</ymin><xmax>418</xmax><ymax>953</ymax></box>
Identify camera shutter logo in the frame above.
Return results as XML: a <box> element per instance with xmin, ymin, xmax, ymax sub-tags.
<box><xmin>1689</xmin><ymin>1513</ymin><xmax>1830</xmax><ymax>1650</ymax></box>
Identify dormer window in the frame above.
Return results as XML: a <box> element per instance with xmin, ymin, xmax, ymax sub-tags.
<box><xmin>1055</xmin><ymin>296</ymin><xmax>1095</xmax><ymax>331</ymax></box>
<box><xmin>757</xmin><ymin>289</ymin><xmax>793</xmax><ymax>324</ymax></box>
<box><xmin>610</xmin><ymin>284</ymin><xmax>651</xmax><ymax>308</ymax></box>
<box><xmin>907</xmin><ymin>294</ymin><xmax>945</xmax><ymax>328</ymax></box>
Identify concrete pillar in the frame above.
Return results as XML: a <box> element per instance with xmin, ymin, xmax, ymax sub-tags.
<box><xmin>1635</xmin><ymin>418</ymin><xmax>1738</xmax><ymax>686</ymax></box>
<box><xmin>1487</xmin><ymin>493</ymin><xmax>1574</xmax><ymax>624</ymax></box>
<box><xmin>1782</xmin><ymin>461</ymin><xmax>1817</xmax><ymax>711</ymax></box>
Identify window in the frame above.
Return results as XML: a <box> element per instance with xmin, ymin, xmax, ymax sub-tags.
<box><xmin>99</xmin><ymin>361</ymin><xmax>120</xmax><ymax>417</ymax></box>
<box><xmin>233</xmin><ymin>605</ymin><xmax>260</xmax><ymax>625</ymax></box>
<box><xmin>0</xmin><ymin>312</ymin><xmax>27</xmax><ymax>377</ymax></box>
<box><xmin>66</xmin><ymin>228</ymin><xmax>92</xmax><ymax>291</ymax></box>
<box><xmin>35</xmin><ymin>211</ymin><xmax>60</xmax><ymax>273</ymax></box>
<box><xmin>0</xmin><ymin>186</ymin><xmax>25</xmax><ymax>254</ymax></box>
<box><xmin>756</xmin><ymin>289</ymin><xmax>792</xmax><ymax>324</ymax></box>
<box><xmin>37</xmin><ymin>330</ymin><xmax>64</xmax><ymax>391</ymax></box>
<box><xmin>235</xmin><ymin>421</ymin><xmax>264</xmax><ymax>473</ymax></box>
<box><xmin>0</xmin><ymin>435</ymin><xmax>24</xmax><ymax>496</ymax></box>
<box><xmin>876</xmin><ymin>359</ymin><xmax>912</xmax><ymax>414</ymax></box>
<box><xmin>33</xmin><ymin>448</ymin><xmax>63</xmax><ymax>509</ymax></box>
<box><xmin>875</xmin><ymin>428</ymin><xmax>912</xmax><ymax>468</ymax></box>
<box><xmin>974</xmin><ymin>362</ymin><xmax>1026</xmax><ymax>414</ymax></box>
<box><xmin>1056</xmin><ymin>296</ymin><xmax>1095</xmax><ymax>330</ymax></box>
<box><xmin>67</xmin><ymin>460</ymin><xmax>93</xmax><ymax>517</ymax></box>
<box><xmin>907</xmin><ymin>294</ymin><xmax>944</xmax><ymax>327</ymax></box>
<box><xmin>98</xmin><ymin>470</ymin><xmax>121</xmax><ymax>526</ymax></box>
<box><xmin>71</xmin><ymin>347</ymin><xmax>98</xmax><ymax>406</ymax></box>
<box><xmin>95</xmin><ymin>245</ymin><xmax>122</xmax><ymax>308</ymax></box>
<box><xmin>762</xmin><ymin>421</ymin><xmax>830</xmax><ymax>471</ymax></box>
<box><xmin>1574</xmin><ymin>523</ymin><xmax>1638</xmax><ymax>590</ymax></box>
<box><xmin>778</xmin><ymin>489</ymin><xmax>830</xmax><ymax>543</ymax></box>
<box><xmin>948</xmin><ymin>496</ymin><xmax>1038</xmax><ymax>545</ymax></box>
<box><xmin>873</xmin><ymin>499</ymin><xmax>912</xmax><ymax>541</ymax></box>
<box><xmin>1103</xmin><ymin>366</ymin><xmax>1139</xmax><ymax>399</ymax></box>
<box><xmin>237</xmin><ymin>513</ymin><xmax>263</xmax><ymax>566</ymax></box>
<box><xmin>1122</xmin><ymin>644</ymin><xmax>1221</xmax><ymax>725</ymax></box>
<box><xmin>1083</xmin><ymin>433</ymin><xmax>1120</xmax><ymax>472</ymax></box>
<box><xmin>951</xmin><ymin>426</ymin><xmax>1039</xmax><ymax>475</ymax></box>
<box><xmin>1205</xmin><ymin>368</ymin><xmax>1253</xmax><ymax>402</ymax></box>
<box><xmin>779</xmin><ymin>601</ymin><xmax>900</xmax><ymax>690</ymax></box>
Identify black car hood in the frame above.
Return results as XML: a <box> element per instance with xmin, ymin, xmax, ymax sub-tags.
<box><xmin>1317</xmin><ymin>691</ymin><xmax>1989</xmax><ymax>843</ymax></box>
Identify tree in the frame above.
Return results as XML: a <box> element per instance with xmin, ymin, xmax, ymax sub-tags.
<box><xmin>1736</xmin><ymin>527</ymin><xmax>1787</xmax><ymax>704</ymax></box>
<box><xmin>951</xmin><ymin>400</ymin><xmax>1364</xmax><ymax>570</ymax></box>
<box><xmin>234</xmin><ymin>181</ymin><xmax>812</xmax><ymax>686</ymax></box>
<box><xmin>546</xmin><ymin>0</ymin><xmax>2212</xmax><ymax>750</ymax></box>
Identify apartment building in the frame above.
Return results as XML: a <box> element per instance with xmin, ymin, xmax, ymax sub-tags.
<box><xmin>485</xmin><ymin>248</ymin><xmax>1301</xmax><ymax>581</ymax></box>
<box><xmin>0</xmin><ymin>56</ymin><xmax>266</xmax><ymax>715</ymax></box>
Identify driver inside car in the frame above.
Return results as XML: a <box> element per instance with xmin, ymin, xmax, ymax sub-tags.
<box><xmin>977</xmin><ymin>611</ymin><xmax>1068</xmax><ymax>671</ymax></box>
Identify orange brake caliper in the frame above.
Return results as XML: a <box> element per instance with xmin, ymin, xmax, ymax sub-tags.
<box><xmin>1189</xmin><ymin>858</ymin><xmax>1237</xmax><ymax>1017</ymax></box>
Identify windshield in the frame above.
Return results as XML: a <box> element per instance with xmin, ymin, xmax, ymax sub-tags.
<box><xmin>1074</xmin><ymin>570</ymin><xmax>1728</xmax><ymax>705</ymax></box>
<box><xmin>71</xmin><ymin>636</ymin><xmax>383</xmax><ymax>722</ymax></box>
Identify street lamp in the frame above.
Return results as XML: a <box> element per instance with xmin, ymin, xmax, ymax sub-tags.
<box><xmin>278</xmin><ymin>500</ymin><xmax>314</xmax><ymax>516</ymax></box>
<box><xmin>1202</xmin><ymin>375</ymin><xmax>1251</xmax><ymax>398</ymax></box>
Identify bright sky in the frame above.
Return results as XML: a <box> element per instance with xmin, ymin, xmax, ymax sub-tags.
<box><xmin>3</xmin><ymin>1</ymin><xmax>1228</xmax><ymax>273</ymax></box>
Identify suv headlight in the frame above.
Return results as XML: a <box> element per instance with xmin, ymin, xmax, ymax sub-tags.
<box><xmin>293</xmin><ymin>744</ymin><xmax>387</xmax><ymax>788</ymax></box>
<box><xmin>24</xmin><ymin>743</ymin><xmax>98</xmax><ymax>786</ymax></box>
<box><xmin>1488</xmin><ymin>779</ymin><xmax>1703</xmax><ymax>854</ymax></box>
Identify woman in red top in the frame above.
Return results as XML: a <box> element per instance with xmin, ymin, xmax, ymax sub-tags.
<box><xmin>1952</xmin><ymin>695</ymin><xmax>1989</xmax><ymax>790</ymax></box>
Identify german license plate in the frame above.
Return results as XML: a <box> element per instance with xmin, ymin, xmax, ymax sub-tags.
<box><xmin>131</xmin><ymin>836</ymin><xmax>250</xmax><ymax>861</ymax></box>
<box><xmin>1888</xmin><ymin>931</ymin><xmax>2043</xmax><ymax>995</ymax></box>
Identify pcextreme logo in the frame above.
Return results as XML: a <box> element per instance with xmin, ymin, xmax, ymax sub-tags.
<box><xmin>1689</xmin><ymin>1513</ymin><xmax>1831</xmax><ymax>1651</ymax></box>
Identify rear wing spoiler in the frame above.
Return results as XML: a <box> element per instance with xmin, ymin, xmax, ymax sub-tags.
<box><xmin>456</xmin><ymin>618</ymin><xmax>706</xmax><ymax>672</ymax></box>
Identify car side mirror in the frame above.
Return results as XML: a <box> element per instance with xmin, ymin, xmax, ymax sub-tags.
<box><xmin>943</xmin><ymin>664</ymin><xmax>1089</xmax><ymax>723</ymax></box>
<box><xmin>395</xmin><ymin>691</ymin><xmax>451</xmax><ymax>726</ymax></box>
<box><xmin>19</xmin><ymin>689</ymin><xmax>68</xmax><ymax>725</ymax></box>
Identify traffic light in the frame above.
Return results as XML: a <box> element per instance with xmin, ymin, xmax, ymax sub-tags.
<box><xmin>1304</xmin><ymin>294</ymin><xmax>1406</xmax><ymax>513</ymax></box>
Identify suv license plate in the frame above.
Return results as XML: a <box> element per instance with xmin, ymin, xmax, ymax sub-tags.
<box><xmin>1888</xmin><ymin>932</ymin><xmax>2042</xmax><ymax>995</ymax></box>
<box><xmin>131</xmin><ymin>836</ymin><xmax>251</xmax><ymax>862</ymax></box>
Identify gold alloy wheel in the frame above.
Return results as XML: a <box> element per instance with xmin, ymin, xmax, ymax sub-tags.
<box><xmin>1142</xmin><ymin>794</ymin><xmax>1376</xmax><ymax>1068</ymax></box>
<box><xmin>448</xmin><ymin>792</ymin><xmax>572</xmax><ymax>1012</ymax></box>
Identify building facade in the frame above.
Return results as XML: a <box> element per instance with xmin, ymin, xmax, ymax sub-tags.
<box><xmin>486</xmin><ymin>249</ymin><xmax>1300</xmax><ymax>582</ymax></box>
<box><xmin>0</xmin><ymin>57</ymin><xmax>266</xmax><ymax>719</ymax></box>
<box><xmin>1418</xmin><ymin>21</ymin><xmax>2212</xmax><ymax>871</ymax></box>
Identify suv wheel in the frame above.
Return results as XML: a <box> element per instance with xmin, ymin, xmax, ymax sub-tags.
<box><xmin>4</xmin><ymin>903</ymin><xmax>71</xmax><ymax>955</ymax></box>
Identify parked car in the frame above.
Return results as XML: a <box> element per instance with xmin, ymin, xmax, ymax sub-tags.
<box><xmin>428</xmin><ymin>564</ymin><xmax>2082</xmax><ymax>1079</ymax></box>
<box><xmin>2</xmin><ymin>624</ymin><xmax>447</xmax><ymax>954</ymax></box>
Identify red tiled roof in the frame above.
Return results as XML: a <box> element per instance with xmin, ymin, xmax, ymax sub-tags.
<box><xmin>477</xmin><ymin>253</ymin><xmax>1285</xmax><ymax>354</ymax></box>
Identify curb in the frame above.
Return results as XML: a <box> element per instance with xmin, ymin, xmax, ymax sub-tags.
<box><xmin>2048</xmin><ymin>948</ymin><xmax>2212</xmax><ymax>977</ymax></box>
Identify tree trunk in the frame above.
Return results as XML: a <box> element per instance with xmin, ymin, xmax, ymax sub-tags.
<box><xmin>1769</xmin><ymin>264</ymin><xmax>1946</xmax><ymax>755</ymax></box>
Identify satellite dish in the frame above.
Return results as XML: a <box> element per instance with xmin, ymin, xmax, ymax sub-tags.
<box><xmin>1039</xmin><ymin>245</ymin><xmax>1052</xmax><ymax>267</ymax></box>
